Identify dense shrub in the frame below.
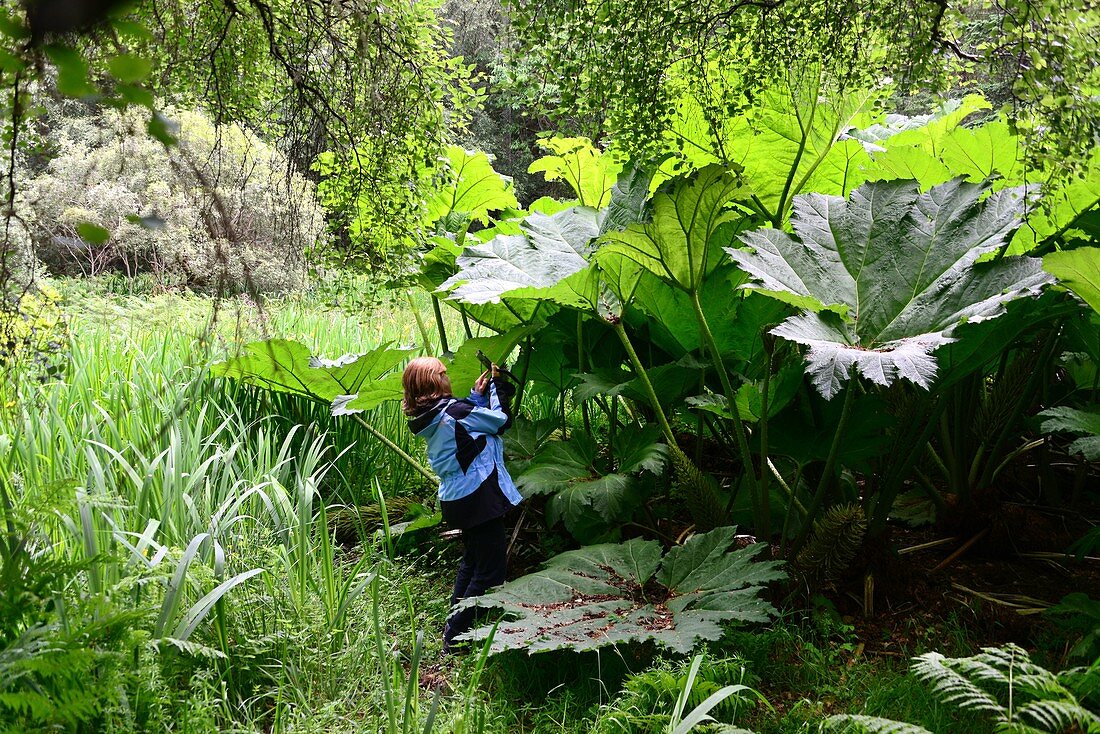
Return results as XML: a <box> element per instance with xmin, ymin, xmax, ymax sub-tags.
<box><xmin>24</xmin><ymin>109</ymin><xmax>325</xmax><ymax>294</ymax></box>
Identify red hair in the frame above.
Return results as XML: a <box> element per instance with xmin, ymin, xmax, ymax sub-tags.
<box><xmin>402</xmin><ymin>357</ymin><xmax>452</xmax><ymax>416</ymax></box>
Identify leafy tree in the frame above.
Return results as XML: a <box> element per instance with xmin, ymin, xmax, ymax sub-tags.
<box><xmin>504</xmin><ymin>0</ymin><xmax>1099</xmax><ymax>171</ymax></box>
<box><xmin>0</xmin><ymin>0</ymin><xmax>480</xmax><ymax>278</ymax></box>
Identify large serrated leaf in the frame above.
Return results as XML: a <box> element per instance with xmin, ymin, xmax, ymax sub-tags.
<box><xmin>1044</xmin><ymin>246</ymin><xmax>1100</xmax><ymax>315</ymax></box>
<box><xmin>440</xmin><ymin>206</ymin><xmax>603</xmax><ymax>308</ymax></box>
<box><xmin>458</xmin><ymin>527</ymin><xmax>784</xmax><ymax>655</ymax></box>
<box><xmin>212</xmin><ymin>340</ymin><xmax>411</xmax><ymax>407</ymax></box>
<box><xmin>598</xmin><ymin>165</ymin><xmax>742</xmax><ymax>293</ymax></box>
<box><xmin>727</xmin><ymin>178</ymin><xmax>1053</xmax><ymax>398</ymax></box>
<box><xmin>1039</xmin><ymin>406</ymin><xmax>1100</xmax><ymax>460</ymax></box>
<box><xmin>425</xmin><ymin>146</ymin><xmax>519</xmax><ymax>227</ymax></box>
<box><xmin>515</xmin><ymin>428</ymin><xmax>665</xmax><ymax>542</ymax></box>
<box><xmin>528</xmin><ymin>136</ymin><xmax>624</xmax><ymax>208</ymax></box>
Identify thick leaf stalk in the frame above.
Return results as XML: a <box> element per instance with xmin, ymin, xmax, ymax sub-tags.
<box><xmin>792</xmin><ymin>383</ymin><xmax>856</xmax><ymax>555</ymax></box>
<box><xmin>690</xmin><ymin>289</ymin><xmax>765</xmax><ymax>537</ymax></box>
<box><xmin>350</xmin><ymin>415</ymin><xmax>436</xmax><ymax>487</ymax></box>
<box><xmin>612</xmin><ymin>321</ymin><xmax>676</xmax><ymax>446</ymax></box>
<box><xmin>613</xmin><ymin>321</ymin><xmax>729</xmax><ymax>532</ymax></box>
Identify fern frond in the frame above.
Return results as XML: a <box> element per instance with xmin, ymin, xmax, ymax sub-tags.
<box><xmin>977</xmin><ymin>644</ymin><xmax>1048</xmax><ymax>678</ymax></box>
<box><xmin>912</xmin><ymin>652</ymin><xmax>1007</xmax><ymax>715</ymax></box>
<box><xmin>824</xmin><ymin>714</ymin><xmax>934</xmax><ymax>734</ymax></box>
<box><xmin>1057</xmin><ymin>666</ymin><xmax>1100</xmax><ymax>704</ymax></box>
<box><xmin>953</xmin><ymin>656</ymin><xmax>1013</xmax><ymax>686</ymax></box>
<box><xmin>0</xmin><ymin>691</ymin><xmax>56</xmax><ymax>720</ymax></box>
<box><xmin>1016</xmin><ymin>699</ymin><xmax>1100</xmax><ymax>732</ymax></box>
<box><xmin>1014</xmin><ymin>673</ymin><xmax>1072</xmax><ymax>701</ymax></box>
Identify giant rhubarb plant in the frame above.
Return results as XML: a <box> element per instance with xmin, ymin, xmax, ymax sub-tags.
<box><xmin>727</xmin><ymin>178</ymin><xmax>1053</xmax><ymax>400</ymax></box>
<box><xmin>456</xmin><ymin>526</ymin><xmax>785</xmax><ymax>654</ymax></box>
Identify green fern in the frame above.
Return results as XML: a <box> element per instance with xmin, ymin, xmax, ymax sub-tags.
<box><xmin>1016</xmin><ymin>700</ymin><xmax>1100</xmax><ymax>733</ymax></box>
<box><xmin>796</xmin><ymin>503</ymin><xmax>867</xmax><ymax>583</ymax></box>
<box><xmin>669</xmin><ymin>447</ymin><xmax>730</xmax><ymax>531</ymax></box>
<box><xmin>829</xmin><ymin>644</ymin><xmax>1100</xmax><ymax>734</ymax></box>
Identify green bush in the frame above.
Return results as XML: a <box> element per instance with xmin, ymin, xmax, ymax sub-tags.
<box><xmin>25</xmin><ymin>108</ymin><xmax>325</xmax><ymax>294</ymax></box>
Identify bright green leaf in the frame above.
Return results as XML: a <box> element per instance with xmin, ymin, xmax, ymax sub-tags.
<box><xmin>107</xmin><ymin>53</ymin><xmax>152</xmax><ymax>83</ymax></box>
<box><xmin>1044</xmin><ymin>247</ymin><xmax>1100</xmax><ymax>314</ymax></box>
<box><xmin>76</xmin><ymin>222</ymin><xmax>110</xmax><ymax>245</ymax></box>
<box><xmin>425</xmin><ymin>146</ymin><xmax>519</xmax><ymax>227</ymax></box>
<box><xmin>529</xmin><ymin>136</ymin><xmax>624</xmax><ymax>208</ymax></box>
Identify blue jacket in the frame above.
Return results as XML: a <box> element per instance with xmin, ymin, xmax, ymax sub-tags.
<box><xmin>409</xmin><ymin>379</ymin><xmax>522</xmax><ymax>529</ymax></box>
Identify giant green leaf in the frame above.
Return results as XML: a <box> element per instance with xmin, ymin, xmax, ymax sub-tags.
<box><xmin>443</xmin><ymin>324</ymin><xmax>541</xmax><ymax>397</ymax></box>
<box><xmin>657</xmin><ymin>71</ymin><xmax>883</xmax><ymax>220</ymax></box>
<box><xmin>515</xmin><ymin>429</ymin><xmax>666</xmax><ymax>542</ymax></box>
<box><xmin>849</xmin><ymin>95</ymin><xmax>990</xmax><ymax>149</ymax></box>
<box><xmin>866</xmin><ymin>99</ymin><xmax>1014</xmax><ymax>191</ymax></box>
<box><xmin>727</xmin><ymin>178</ymin><xmax>1053</xmax><ymax>398</ymax></box>
<box><xmin>627</xmin><ymin>266</ymin><xmax>788</xmax><ymax>362</ymax></box>
<box><xmin>528</xmin><ymin>136</ymin><xmax>624</xmax><ymax>208</ymax></box>
<box><xmin>439</xmin><ymin>206</ymin><xmax>603</xmax><ymax>308</ymax></box>
<box><xmin>425</xmin><ymin>146</ymin><xmax>519</xmax><ymax>227</ymax></box>
<box><xmin>598</xmin><ymin>165</ymin><xmax>743</xmax><ymax>293</ymax></box>
<box><xmin>572</xmin><ymin>360</ymin><xmax>703</xmax><ymax>410</ymax></box>
<box><xmin>1014</xmin><ymin>152</ymin><xmax>1100</xmax><ymax>254</ymax></box>
<box><xmin>938</xmin><ymin>122</ymin><xmax>1024</xmax><ymax>185</ymax></box>
<box><xmin>1039</xmin><ymin>406</ymin><xmax>1100</xmax><ymax>460</ymax></box>
<box><xmin>599</xmin><ymin>166</ymin><xmax>653</xmax><ymax>235</ymax></box>
<box><xmin>457</xmin><ymin>527</ymin><xmax>785</xmax><ymax>654</ymax></box>
<box><xmin>654</xmin><ymin>83</ymin><xmax>725</xmax><ymax>188</ymax></box>
<box><xmin>416</xmin><ymin>236</ymin><xmax>550</xmax><ymax>332</ymax></box>
<box><xmin>1044</xmin><ymin>247</ymin><xmax>1100</xmax><ymax>315</ymax></box>
<box><xmin>212</xmin><ymin>340</ymin><xmax>410</xmax><ymax>412</ymax></box>
<box><xmin>724</xmin><ymin>80</ymin><xmax>882</xmax><ymax>220</ymax></box>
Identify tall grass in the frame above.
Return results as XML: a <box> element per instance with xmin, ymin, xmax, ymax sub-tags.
<box><xmin>0</xmin><ymin>282</ymin><xmax>504</xmax><ymax>732</ymax></box>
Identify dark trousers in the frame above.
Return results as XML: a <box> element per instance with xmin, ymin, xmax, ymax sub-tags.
<box><xmin>443</xmin><ymin>516</ymin><xmax>508</xmax><ymax>650</ymax></box>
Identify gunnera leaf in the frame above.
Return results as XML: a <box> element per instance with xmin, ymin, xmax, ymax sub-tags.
<box><xmin>438</xmin><ymin>205</ymin><xmax>602</xmax><ymax>308</ymax></box>
<box><xmin>425</xmin><ymin>146</ymin><xmax>519</xmax><ymax>227</ymax></box>
<box><xmin>1038</xmin><ymin>406</ymin><xmax>1100</xmax><ymax>461</ymax></box>
<box><xmin>727</xmin><ymin>178</ymin><xmax>1053</xmax><ymax>399</ymax></box>
<box><xmin>212</xmin><ymin>339</ymin><xmax>410</xmax><ymax>412</ymax></box>
<box><xmin>515</xmin><ymin>429</ymin><xmax>666</xmax><ymax>543</ymax></box>
<box><xmin>528</xmin><ymin>136</ymin><xmax>624</xmax><ymax>209</ymax></box>
<box><xmin>456</xmin><ymin>527</ymin><xmax>785</xmax><ymax>655</ymax></box>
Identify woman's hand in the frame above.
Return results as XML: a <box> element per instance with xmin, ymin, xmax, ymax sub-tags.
<box><xmin>474</xmin><ymin>370</ymin><xmax>490</xmax><ymax>395</ymax></box>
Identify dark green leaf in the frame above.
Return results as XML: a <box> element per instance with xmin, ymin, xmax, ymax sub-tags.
<box><xmin>458</xmin><ymin>527</ymin><xmax>785</xmax><ymax>654</ymax></box>
<box><xmin>147</xmin><ymin>111</ymin><xmax>179</xmax><ymax>146</ymax></box>
<box><xmin>1039</xmin><ymin>406</ymin><xmax>1100</xmax><ymax>460</ymax></box>
<box><xmin>211</xmin><ymin>340</ymin><xmax>411</xmax><ymax>409</ymax></box>
<box><xmin>729</xmin><ymin>179</ymin><xmax>1052</xmax><ymax>398</ymax></box>
<box><xmin>45</xmin><ymin>45</ymin><xmax>97</xmax><ymax>98</ymax></box>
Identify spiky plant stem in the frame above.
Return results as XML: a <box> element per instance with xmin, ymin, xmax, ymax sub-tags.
<box><xmin>792</xmin><ymin>383</ymin><xmax>856</xmax><ymax>554</ymax></box>
<box><xmin>690</xmin><ymin>290</ymin><xmax>766</xmax><ymax>537</ymax></box>
<box><xmin>350</xmin><ymin>414</ymin><xmax>436</xmax><ymax>487</ymax></box>
<box><xmin>614</xmin><ymin>321</ymin><xmax>728</xmax><ymax>530</ymax></box>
